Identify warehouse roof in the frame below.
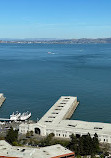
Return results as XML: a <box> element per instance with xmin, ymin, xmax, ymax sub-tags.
<box><xmin>38</xmin><ymin>96</ymin><xmax>77</xmax><ymax>126</ymax></box>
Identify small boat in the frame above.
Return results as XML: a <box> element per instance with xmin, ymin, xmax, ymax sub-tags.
<box><xmin>19</xmin><ymin>111</ymin><xmax>31</xmax><ymax>121</ymax></box>
<box><xmin>10</xmin><ymin>111</ymin><xmax>21</xmax><ymax>121</ymax></box>
<box><xmin>48</xmin><ymin>52</ymin><xmax>52</xmax><ymax>54</ymax></box>
<box><xmin>48</xmin><ymin>52</ymin><xmax>55</xmax><ymax>55</ymax></box>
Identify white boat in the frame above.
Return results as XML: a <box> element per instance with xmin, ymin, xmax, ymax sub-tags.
<box><xmin>19</xmin><ymin>111</ymin><xmax>31</xmax><ymax>121</ymax></box>
<box><xmin>48</xmin><ymin>52</ymin><xmax>52</xmax><ymax>54</ymax></box>
<box><xmin>10</xmin><ymin>111</ymin><xmax>21</xmax><ymax>121</ymax></box>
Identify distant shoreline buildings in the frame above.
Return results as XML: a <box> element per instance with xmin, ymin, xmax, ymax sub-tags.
<box><xmin>0</xmin><ymin>38</ymin><xmax>111</xmax><ymax>44</ymax></box>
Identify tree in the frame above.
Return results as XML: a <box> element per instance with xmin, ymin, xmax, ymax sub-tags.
<box><xmin>44</xmin><ymin>133</ymin><xmax>55</xmax><ymax>146</ymax></box>
<box><xmin>5</xmin><ymin>127</ymin><xmax>18</xmax><ymax>145</ymax></box>
<box><xmin>30</xmin><ymin>130</ymin><xmax>34</xmax><ymax>136</ymax></box>
<box><xmin>68</xmin><ymin>133</ymin><xmax>100</xmax><ymax>156</ymax></box>
<box><xmin>26</xmin><ymin>131</ymin><xmax>30</xmax><ymax>138</ymax></box>
<box><xmin>68</xmin><ymin>134</ymin><xmax>78</xmax><ymax>153</ymax></box>
<box><xmin>26</xmin><ymin>130</ymin><xmax>34</xmax><ymax>138</ymax></box>
<box><xmin>92</xmin><ymin>133</ymin><xmax>99</xmax><ymax>153</ymax></box>
<box><xmin>82</xmin><ymin>133</ymin><xmax>94</xmax><ymax>155</ymax></box>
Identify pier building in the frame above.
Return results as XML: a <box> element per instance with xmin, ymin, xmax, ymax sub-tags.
<box><xmin>38</xmin><ymin>96</ymin><xmax>79</xmax><ymax>126</ymax></box>
<box><xmin>0</xmin><ymin>93</ymin><xmax>6</xmax><ymax>107</ymax></box>
<box><xmin>19</xmin><ymin>96</ymin><xmax>111</xmax><ymax>144</ymax></box>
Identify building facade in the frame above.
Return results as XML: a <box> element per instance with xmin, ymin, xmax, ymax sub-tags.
<box><xmin>19</xmin><ymin>96</ymin><xmax>111</xmax><ymax>144</ymax></box>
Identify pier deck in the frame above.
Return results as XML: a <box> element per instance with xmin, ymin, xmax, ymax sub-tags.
<box><xmin>38</xmin><ymin>96</ymin><xmax>79</xmax><ymax>126</ymax></box>
<box><xmin>0</xmin><ymin>118</ymin><xmax>10</xmax><ymax>122</ymax></box>
<box><xmin>19</xmin><ymin>96</ymin><xmax>111</xmax><ymax>144</ymax></box>
<box><xmin>0</xmin><ymin>93</ymin><xmax>6</xmax><ymax>107</ymax></box>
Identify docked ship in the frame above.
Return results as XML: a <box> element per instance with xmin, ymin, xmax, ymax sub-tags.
<box><xmin>10</xmin><ymin>111</ymin><xmax>31</xmax><ymax>121</ymax></box>
<box><xmin>10</xmin><ymin>111</ymin><xmax>21</xmax><ymax>121</ymax></box>
<box><xmin>19</xmin><ymin>111</ymin><xmax>31</xmax><ymax>121</ymax></box>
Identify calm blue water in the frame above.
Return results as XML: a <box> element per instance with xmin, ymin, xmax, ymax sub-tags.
<box><xmin>0</xmin><ymin>43</ymin><xmax>111</xmax><ymax>123</ymax></box>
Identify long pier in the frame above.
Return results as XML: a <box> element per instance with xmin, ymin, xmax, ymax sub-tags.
<box><xmin>0</xmin><ymin>93</ymin><xmax>6</xmax><ymax>107</ymax></box>
<box><xmin>19</xmin><ymin>96</ymin><xmax>111</xmax><ymax>144</ymax></box>
<box><xmin>0</xmin><ymin>118</ymin><xmax>10</xmax><ymax>122</ymax></box>
<box><xmin>38</xmin><ymin>96</ymin><xmax>79</xmax><ymax>126</ymax></box>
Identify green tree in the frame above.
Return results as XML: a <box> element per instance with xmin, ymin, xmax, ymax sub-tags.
<box><xmin>5</xmin><ymin>127</ymin><xmax>18</xmax><ymax>145</ymax></box>
<box><xmin>44</xmin><ymin>133</ymin><xmax>55</xmax><ymax>146</ymax></box>
<box><xmin>83</xmin><ymin>133</ymin><xmax>94</xmax><ymax>155</ymax></box>
<box><xmin>30</xmin><ymin>130</ymin><xmax>34</xmax><ymax>136</ymax></box>
<box><xmin>40</xmin><ymin>133</ymin><xmax>55</xmax><ymax>147</ymax></box>
<box><xmin>68</xmin><ymin>133</ymin><xmax>100</xmax><ymax>156</ymax></box>
<box><xmin>26</xmin><ymin>131</ymin><xmax>31</xmax><ymax>138</ymax></box>
<box><xmin>68</xmin><ymin>134</ymin><xmax>78</xmax><ymax>152</ymax></box>
<box><xmin>92</xmin><ymin>133</ymin><xmax>99</xmax><ymax>153</ymax></box>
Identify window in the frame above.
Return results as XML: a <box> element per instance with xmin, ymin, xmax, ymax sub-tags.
<box><xmin>48</xmin><ymin>116</ymin><xmax>55</xmax><ymax>118</ymax></box>
<box><xmin>60</xmin><ymin>103</ymin><xmax>66</xmax><ymax>104</ymax></box>
<box><xmin>94</xmin><ymin>127</ymin><xmax>103</xmax><ymax>130</ymax></box>
<box><xmin>52</xmin><ymin>112</ymin><xmax>58</xmax><ymax>114</ymax></box>
<box><xmin>45</xmin><ymin>121</ymin><xmax>52</xmax><ymax>122</ymax></box>
<box><xmin>58</xmin><ymin>106</ymin><xmax>64</xmax><ymax>107</ymax></box>
<box><xmin>55</xmin><ymin>108</ymin><xmax>61</xmax><ymax>110</ymax></box>
<box><xmin>63</xmin><ymin>100</ymin><xmax>68</xmax><ymax>102</ymax></box>
<box><xmin>68</xmin><ymin>124</ymin><xmax>76</xmax><ymax>127</ymax></box>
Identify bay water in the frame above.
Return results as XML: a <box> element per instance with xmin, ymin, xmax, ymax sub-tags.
<box><xmin>0</xmin><ymin>43</ymin><xmax>111</xmax><ymax>123</ymax></box>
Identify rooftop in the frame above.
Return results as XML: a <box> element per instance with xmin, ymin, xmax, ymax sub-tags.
<box><xmin>45</xmin><ymin>119</ymin><xmax>111</xmax><ymax>136</ymax></box>
<box><xmin>0</xmin><ymin>140</ymin><xmax>74</xmax><ymax>158</ymax></box>
<box><xmin>38</xmin><ymin>96</ymin><xmax>77</xmax><ymax>126</ymax></box>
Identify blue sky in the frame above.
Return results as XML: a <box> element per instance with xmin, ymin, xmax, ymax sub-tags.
<box><xmin>0</xmin><ymin>0</ymin><xmax>111</xmax><ymax>39</ymax></box>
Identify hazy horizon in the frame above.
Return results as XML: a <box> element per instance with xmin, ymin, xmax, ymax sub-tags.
<box><xmin>0</xmin><ymin>37</ymin><xmax>111</xmax><ymax>41</ymax></box>
<box><xmin>0</xmin><ymin>0</ymin><xmax>111</xmax><ymax>39</ymax></box>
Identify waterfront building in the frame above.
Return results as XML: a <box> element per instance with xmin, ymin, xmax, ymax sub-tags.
<box><xmin>0</xmin><ymin>140</ymin><xmax>75</xmax><ymax>158</ymax></box>
<box><xmin>19</xmin><ymin>96</ymin><xmax>111</xmax><ymax>144</ymax></box>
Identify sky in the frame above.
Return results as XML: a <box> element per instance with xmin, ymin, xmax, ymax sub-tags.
<box><xmin>0</xmin><ymin>0</ymin><xmax>111</xmax><ymax>39</ymax></box>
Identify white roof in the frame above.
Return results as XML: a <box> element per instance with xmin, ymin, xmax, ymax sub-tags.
<box><xmin>19</xmin><ymin>95</ymin><xmax>111</xmax><ymax>137</ymax></box>
<box><xmin>45</xmin><ymin>119</ymin><xmax>111</xmax><ymax>136</ymax></box>
<box><xmin>0</xmin><ymin>140</ymin><xmax>73</xmax><ymax>158</ymax></box>
<box><xmin>38</xmin><ymin>96</ymin><xmax>77</xmax><ymax>126</ymax></box>
<box><xmin>33</xmin><ymin>144</ymin><xmax>74</xmax><ymax>158</ymax></box>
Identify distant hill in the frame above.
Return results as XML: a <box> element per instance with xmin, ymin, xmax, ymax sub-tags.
<box><xmin>0</xmin><ymin>38</ymin><xmax>111</xmax><ymax>44</ymax></box>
